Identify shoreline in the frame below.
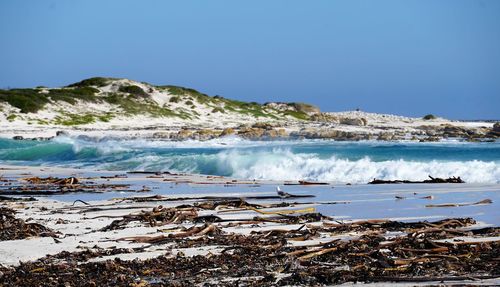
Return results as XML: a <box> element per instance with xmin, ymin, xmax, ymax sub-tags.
<box><xmin>2</xmin><ymin>110</ymin><xmax>499</xmax><ymax>142</ymax></box>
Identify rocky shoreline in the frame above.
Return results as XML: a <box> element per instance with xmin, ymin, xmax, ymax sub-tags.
<box><xmin>1</xmin><ymin>78</ymin><xmax>498</xmax><ymax>142</ymax></box>
<box><xmin>8</xmin><ymin>118</ymin><xmax>500</xmax><ymax>143</ymax></box>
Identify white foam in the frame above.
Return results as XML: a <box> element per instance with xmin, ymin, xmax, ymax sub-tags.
<box><xmin>214</xmin><ymin>149</ymin><xmax>500</xmax><ymax>184</ymax></box>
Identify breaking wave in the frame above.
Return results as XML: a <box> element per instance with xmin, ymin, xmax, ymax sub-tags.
<box><xmin>0</xmin><ymin>136</ymin><xmax>499</xmax><ymax>184</ymax></box>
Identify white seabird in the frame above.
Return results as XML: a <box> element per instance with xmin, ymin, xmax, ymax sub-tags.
<box><xmin>276</xmin><ymin>186</ymin><xmax>292</xmax><ymax>198</ymax></box>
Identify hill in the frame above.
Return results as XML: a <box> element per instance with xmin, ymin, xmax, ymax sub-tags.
<box><xmin>0</xmin><ymin>77</ymin><xmax>318</xmax><ymax>126</ymax></box>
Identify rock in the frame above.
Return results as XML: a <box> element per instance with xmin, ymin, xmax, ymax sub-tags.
<box><xmin>152</xmin><ymin>132</ymin><xmax>171</xmax><ymax>139</ymax></box>
<box><xmin>12</xmin><ymin>136</ymin><xmax>24</xmax><ymax>140</ymax></box>
<box><xmin>441</xmin><ymin>124</ymin><xmax>468</xmax><ymax>138</ymax></box>
<box><xmin>220</xmin><ymin>128</ymin><xmax>235</xmax><ymax>137</ymax></box>
<box><xmin>377</xmin><ymin>133</ymin><xmax>393</xmax><ymax>141</ymax></box>
<box><xmin>494</xmin><ymin>122</ymin><xmax>500</xmax><ymax>132</ymax></box>
<box><xmin>290</xmin><ymin>128</ymin><xmax>369</xmax><ymax>141</ymax></box>
<box><xmin>264</xmin><ymin>102</ymin><xmax>320</xmax><ymax>115</ymax></box>
<box><xmin>176</xmin><ymin>129</ymin><xmax>192</xmax><ymax>140</ymax></box>
<box><xmin>310</xmin><ymin>113</ymin><xmax>339</xmax><ymax>123</ymax></box>
<box><xmin>237</xmin><ymin>128</ymin><xmax>265</xmax><ymax>139</ymax></box>
<box><xmin>263</xmin><ymin>129</ymin><xmax>279</xmax><ymax>138</ymax></box>
<box><xmin>339</xmin><ymin>117</ymin><xmax>367</xmax><ymax>126</ymax></box>
<box><xmin>419</xmin><ymin>136</ymin><xmax>440</xmax><ymax>142</ymax></box>
<box><xmin>488</xmin><ymin>122</ymin><xmax>500</xmax><ymax>138</ymax></box>
<box><xmin>252</xmin><ymin>122</ymin><xmax>275</xmax><ymax>130</ymax></box>
<box><xmin>194</xmin><ymin>129</ymin><xmax>218</xmax><ymax>141</ymax></box>
<box><xmin>56</xmin><ymin>131</ymin><xmax>69</xmax><ymax>137</ymax></box>
<box><xmin>290</xmin><ymin>103</ymin><xmax>320</xmax><ymax>115</ymax></box>
<box><xmin>276</xmin><ymin>128</ymin><xmax>288</xmax><ymax>137</ymax></box>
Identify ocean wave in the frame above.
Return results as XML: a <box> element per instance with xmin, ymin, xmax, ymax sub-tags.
<box><xmin>213</xmin><ymin>149</ymin><xmax>500</xmax><ymax>184</ymax></box>
<box><xmin>92</xmin><ymin>148</ymin><xmax>500</xmax><ymax>184</ymax></box>
<box><xmin>1</xmin><ymin>137</ymin><xmax>499</xmax><ymax>184</ymax></box>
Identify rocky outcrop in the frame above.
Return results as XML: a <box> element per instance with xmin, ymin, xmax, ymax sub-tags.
<box><xmin>310</xmin><ymin>113</ymin><xmax>339</xmax><ymax>123</ymax></box>
<box><xmin>487</xmin><ymin>122</ymin><xmax>500</xmax><ymax>138</ymax></box>
<box><xmin>290</xmin><ymin>128</ymin><xmax>370</xmax><ymax>141</ymax></box>
<box><xmin>264</xmin><ymin>102</ymin><xmax>320</xmax><ymax>115</ymax></box>
<box><xmin>220</xmin><ymin>128</ymin><xmax>235</xmax><ymax>137</ymax></box>
<box><xmin>339</xmin><ymin>117</ymin><xmax>368</xmax><ymax>126</ymax></box>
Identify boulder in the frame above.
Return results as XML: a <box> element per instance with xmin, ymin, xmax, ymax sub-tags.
<box><xmin>310</xmin><ymin>113</ymin><xmax>339</xmax><ymax>123</ymax></box>
<box><xmin>339</xmin><ymin>117</ymin><xmax>367</xmax><ymax>126</ymax></box>
<box><xmin>56</xmin><ymin>131</ymin><xmax>69</xmax><ymax>137</ymax></box>
<box><xmin>220</xmin><ymin>128</ymin><xmax>235</xmax><ymax>137</ymax></box>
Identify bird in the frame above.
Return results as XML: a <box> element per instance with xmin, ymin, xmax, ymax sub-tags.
<box><xmin>276</xmin><ymin>186</ymin><xmax>292</xmax><ymax>199</ymax></box>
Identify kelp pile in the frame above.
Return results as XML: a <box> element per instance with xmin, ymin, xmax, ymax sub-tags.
<box><xmin>0</xmin><ymin>207</ymin><xmax>55</xmax><ymax>241</ymax></box>
<box><xmin>369</xmin><ymin>175</ymin><xmax>465</xmax><ymax>184</ymax></box>
<box><xmin>0</xmin><ymin>214</ymin><xmax>498</xmax><ymax>286</ymax></box>
<box><xmin>0</xmin><ymin>176</ymin><xmax>133</xmax><ymax>195</ymax></box>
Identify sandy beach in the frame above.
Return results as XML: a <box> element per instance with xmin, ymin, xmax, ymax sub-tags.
<box><xmin>0</xmin><ymin>164</ymin><xmax>498</xmax><ymax>285</ymax></box>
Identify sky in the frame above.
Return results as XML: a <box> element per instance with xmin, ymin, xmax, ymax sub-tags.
<box><xmin>0</xmin><ymin>0</ymin><xmax>499</xmax><ymax>119</ymax></box>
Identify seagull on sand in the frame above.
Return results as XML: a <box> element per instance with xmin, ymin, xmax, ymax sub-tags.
<box><xmin>276</xmin><ymin>186</ymin><xmax>292</xmax><ymax>199</ymax></box>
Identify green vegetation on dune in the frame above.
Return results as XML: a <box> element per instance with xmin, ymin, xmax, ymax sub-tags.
<box><xmin>67</xmin><ymin>77</ymin><xmax>113</xmax><ymax>88</ymax></box>
<box><xmin>160</xmin><ymin>85</ymin><xmax>213</xmax><ymax>104</ymax></box>
<box><xmin>103</xmin><ymin>93</ymin><xmax>189</xmax><ymax>119</ymax></box>
<box><xmin>0</xmin><ymin>78</ymin><xmax>316</xmax><ymax>124</ymax></box>
<box><xmin>54</xmin><ymin>113</ymin><xmax>96</xmax><ymax>126</ymax></box>
<box><xmin>52</xmin><ymin>111</ymin><xmax>113</xmax><ymax>126</ymax></box>
<box><xmin>48</xmin><ymin>87</ymin><xmax>100</xmax><ymax>105</ymax></box>
<box><xmin>0</xmin><ymin>87</ymin><xmax>100</xmax><ymax>113</ymax></box>
<box><xmin>423</xmin><ymin>114</ymin><xmax>437</xmax><ymax>120</ymax></box>
<box><xmin>118</xmin><ymin>85</ymin><xmax>148</xmax><ymax>97</ymax></box>
<box><xmin>282</xmin><ymin>110</ymin><xmax>310</xmax><ymax>120</ymax></box>
<box><xmin>0</xmin><ymin>89</ymin><xmax>51</xmax><ymax>113</ymax></box>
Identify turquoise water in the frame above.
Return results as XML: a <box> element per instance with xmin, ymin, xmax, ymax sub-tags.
<box><xmin>0</xmin><ymin>136</ymin><xmax>499</xmax><ymax>184</ymax></box>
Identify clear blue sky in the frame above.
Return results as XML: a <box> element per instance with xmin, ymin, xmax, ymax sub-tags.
<box><xmin>1</xmin><ymin>0</ymin><xmax>499</xmax><ymax>119</ymax></box>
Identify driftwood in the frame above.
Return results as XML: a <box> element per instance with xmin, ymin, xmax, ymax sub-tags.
<box><xmin>425</xmin><ymin>198</ymin><xmax>492</xmax><ymax>208</ymax></box>
<box><xmin>369</xmin><ymin>175</ymin><xmax>465</xmax><ymax>184</ymax></box>
<box><xmin>119</xmin><ymin>224</ymin><xmax>218</xmax><ymax>243</ymax></box>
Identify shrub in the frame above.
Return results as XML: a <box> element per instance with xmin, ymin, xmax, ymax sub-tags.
<box><xmin>169</xmin><ymin>96</ymin><xmax>180</xmax><ymax>103</ymax></box>
<box><xmin>48</xmin><ymin>87</ymin><xmax>99</xmax><ymax>104</ymax></box>
<box><xmin>118</xmin><ymin>85</ymin><xmax>148</xmax><ymax>97</ymax></box>
<box><xmin>68</xmin><ymin>77</ymin><xmax>110</xmax><ymax>87</ymax></box>
<box><xmin>0</xmin><ymin>89</ymin><xmax>51</xmax><ymax>113</ymax></box>
<box><xmin>423</xmin><ymin>114</ymin><xmax>437</xmax><ymax>120</ymax></box>
<box><xmin>211</xmin><ymin>107</ymin><xmax>225</xmax><ymax>113</ymax></box>
<box><xmin>185</xmin><ymin>100</ymin><xmax>194</xmax><ymax>106</ymax></box>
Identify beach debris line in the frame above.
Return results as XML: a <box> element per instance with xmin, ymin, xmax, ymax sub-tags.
<box><xmin>284</xmin><ymin>180</ymin><xmax>329</xmax><ymax>185</ymax></box>
<box><xmin>0</xmin><ymin>215</ymin><xmax>498</xmax><ymax>286</ymax></box>
<box><xmin>0</xmin><ymin>176</ymin><xmax>133</xmax><ymax>195</ymax></box>
<box><xmin>0</xmin><ymin>207</ymin><xmax>56</xmax><ymax>241</ymax></box>
<box><xmin>96</xmin><ymin>199</ymin><xmax>323</xmax><ymax>231</ymax></box>
<box><xmin>369</xmin><ymin>175</ymin><xmax>465</xmax><ymax>184</ymax></box>
<box><xmin>425</xmin><ymin>198</ymin><xmax>493</xmax><ymax>208</ymax></box>
<box><xmin>114</xmin><ymin>193</ymin><xmax>315</xmax><ymax>204</ymax></box>
<box><xmin>24</xmin><ymin>176</ymin><xmax>79</xmax><ymax>185</ymax></box>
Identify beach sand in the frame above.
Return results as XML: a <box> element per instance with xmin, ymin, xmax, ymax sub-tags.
<box><xmin>0</xmin><ymin>164</ymin><xmax>498</xmax><ymax>285</ymax></box>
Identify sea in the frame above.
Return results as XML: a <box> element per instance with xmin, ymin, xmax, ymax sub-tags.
<box><xmin>1</xmin><ymin>136</ymin><xmax>499</xmax><ymax>184</ymax></box>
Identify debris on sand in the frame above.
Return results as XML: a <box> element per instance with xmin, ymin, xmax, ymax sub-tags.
<box><xmin>0</xmin><ymin>207</ymin><xmax>56</xmax><ymax>241</ymax></box>
<box><xmin>369</xmin><ymin>175</ymin><xmax>465</xmax><ymax>184</ymax></box>
<box><xmin>0</xmin><ymin>176</ymin><xmax>132</xmax><ymax>195</ymax></box>
<box><xmin>23</xmin><ymin>176</ymin><xmax>79</xmax><ymax>185</ymax></box>
<box><xmin>0</xmin><ymin>216</ymin><xmax>497</xmax><ymax>286</ymax></box>
<box><xmin>426</xmin><ymin>198</ymin><xmax>493</xmax><ymax>208</ymax></box>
